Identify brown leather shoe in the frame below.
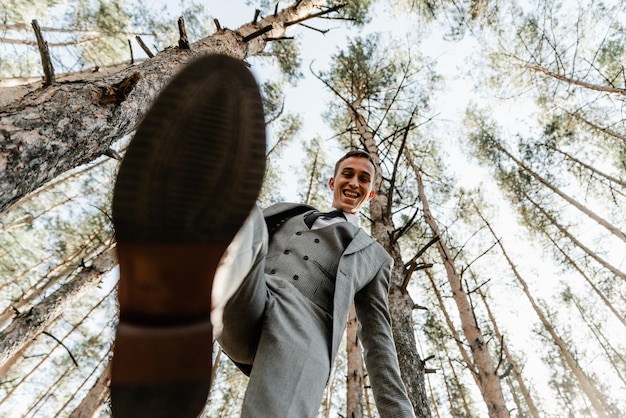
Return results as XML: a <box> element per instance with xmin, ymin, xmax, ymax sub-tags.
<box><xmin>110</xmin><ymin>54</ymin><xmax>266</xmax><ymax>418</ymax></box>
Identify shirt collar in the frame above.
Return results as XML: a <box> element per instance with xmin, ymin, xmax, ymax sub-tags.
<box><xmin>330</xmin><ymin>207</ymin><xmax>360</xmax><ymax>227</ymax></box>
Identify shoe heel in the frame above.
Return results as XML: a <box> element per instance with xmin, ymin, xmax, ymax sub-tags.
<box><xmin>115</xmin><ymin>242</ymin><xmax>225</xmax><ymax>321</ymax></box>
<box><xmin>110</xmin><ymin>322</ymin><xmax>213</xmax><ymax>418</ymax></box>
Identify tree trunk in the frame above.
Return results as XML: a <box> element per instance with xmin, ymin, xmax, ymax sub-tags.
<box><xmin>524</xmin><ymin>191</ymin><xmax>626</xmax><ymax>281</ymax></box>
<box><xmin>0</xmin><ymin>234</ymin><xmax>107</xmax><ymax>330</ymax></box>
<box><xmin>69</xmin><ymin>362</ymin><xmax>111</xmax><ymax>418</ymax></box>
<box><xmin>545</xmin><ymin>233</ymin><xmax>626</xmax><ymax>328</ymax></box>
<box><xmin>414</xmin><ymin>166</ymin><xmax>509</xmax><ymax>417</ymax></box>
<box><xmin>525</xmin><ymin>63</ymin><xmax>626</xmax><ymax>97</ymax></box>
<box><xmin>386</xmin><ymin>270</ymin><xmax>432</xmax><ymax>418</ymax></box>
<box><xmin>0</xmin><ymin>0</ymin><xmax>328</xmax><ymax>214</ymax></box>
<box><xmin>0</xmin><ymin>246</ymin><xmax>115</xmax><ymax>368</ymax></box>
<box><xmin>424</xmin><ymin>268</ymin><xmax>476</xmax><ymax>416</ymax></box>
<box><xmin>370</xmin><ymin>179</ymin><xmax>431</xmax><ymax>417</ymax></box>
<box><xmin>483</xmin><ymin>216</ymin><xmax>616</xmax><ymax>417</ymax></box>
<box><xmin>540</xmin><ymin>142</ymin><xmax>626</xmax><ymax>189</ymax></box>
<box><xmin>478</xmin><ymin>290</ymin><xmax>540</xmax><ymax>417</ymax></box>
<box><xmin>565</xmin><ymin>110</ymin><xmax>626</xmax><ymax>146</ymax></box>
<box><xmin>346</xmin><ymin>303</ymin><xmax>364</xmax><ymax>418</ymax></box>
<box><xmin>348</xmin><ymin>99</ymin><xmax>431</xmax><ymax>417</ymax></box>
<box><xmin>495</xmin><ymin>141</ymin><xmax>626</xmax><ymax>244</ymax></box>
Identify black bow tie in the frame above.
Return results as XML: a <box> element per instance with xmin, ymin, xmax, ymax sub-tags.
<box><xmin>304</xmin><ymin>209</ymin><xmax>346</xmax><ymax>228</ymax></box>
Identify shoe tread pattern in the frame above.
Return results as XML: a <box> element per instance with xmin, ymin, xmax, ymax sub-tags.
<box><xmin>112</xmin><ymin>54</ymin><xmax>266</xmax><ymax>245</ymax></box>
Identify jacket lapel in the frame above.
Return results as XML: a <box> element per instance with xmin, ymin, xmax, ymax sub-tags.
<box><xmin>343</xmin><ymin>228</ymin><xmax>375</xmax><ymax>255</ymax></box>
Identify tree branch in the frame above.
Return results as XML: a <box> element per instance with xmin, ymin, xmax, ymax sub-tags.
<box><xmin>31</xmin><ymin>20</ymin><xmax>55</xmax><ymax>86</ymax></box>
<box><xmin>177</xmin><ymin>16</ymin><xmax>190</xmax><ymax>49</ymax></box>
<box><xmin>525</xmin><ymin>62</ymin><xmax>626</xmax><ymax>97</ymax></box>
<box><xmin>134</xmin><ymin>35</ymin><xmax>154</xmax><ymax>57</ymax></box>
<box><xmin>43</xmin><ymin>331</ymin><xmax>79</xmax><ymax>367</ymax></box>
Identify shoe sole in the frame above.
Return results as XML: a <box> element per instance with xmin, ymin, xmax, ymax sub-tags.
<box><xmin>110</xmin><ymin>54</ymin><xmax>266</xmax><ymax>418</ymax></box>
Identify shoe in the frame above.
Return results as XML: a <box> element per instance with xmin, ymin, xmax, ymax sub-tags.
<box><xmin>110</xmin><ymin>54</ymin><xmax>266</xmax><ymax>418</ymax></box>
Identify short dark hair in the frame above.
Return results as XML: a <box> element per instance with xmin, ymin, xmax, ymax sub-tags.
<box><xmin>333</xmin><ymin>150</ymin><xmax>377</xmax><ymax>177</ymax></box>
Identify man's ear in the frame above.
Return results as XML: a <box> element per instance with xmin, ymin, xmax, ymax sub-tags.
<box><xmin>329</xmin><ymin>177</ymin><xmax>335</xmax><ymax>190</ymax></box>
<box><xmin>367</xmin><ymin>189</ymin><xmax>376</xmax><ymax>201</ymax></box>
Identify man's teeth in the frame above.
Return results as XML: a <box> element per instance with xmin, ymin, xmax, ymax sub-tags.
<box><xmin>344</xmin><ymin>191</ymin><xmax>358</xmax><ymax>198</ymax></box>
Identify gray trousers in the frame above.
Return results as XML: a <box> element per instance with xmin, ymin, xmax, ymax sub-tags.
<box><xmin>211</xmin><ymin>207</ymin><xmax>332</xmax><ymax>418</ymax></box>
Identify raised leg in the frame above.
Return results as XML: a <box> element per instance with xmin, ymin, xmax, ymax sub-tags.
<box><xmin>110</xmin><ymin>54</ymin><xmax>266</xmax><ymax>418</ymax></box>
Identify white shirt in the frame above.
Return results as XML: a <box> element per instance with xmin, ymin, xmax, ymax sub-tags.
<box><xmin>311</xmin><ymin>208</ymin><xmax>360</xmax><ymax>229</ymax></box>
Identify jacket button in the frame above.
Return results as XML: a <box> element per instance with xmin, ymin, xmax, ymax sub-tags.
<box><xmin>314</xmin><ymin>238</ymin><xmax>320</xmax><ymax>243</ymax></box>
<box><xmin>303</xmin><ymin>255</ymin><xmax>309</xmax><ymax>260</ymax></box>
<box><xmin>296</xmin><ymin>231</ymin><xmax>302</xmax><ymax>235</ymax></box>
<box><xmin>270</xmin><ymin>269</ymin><xmax>277</xmax><ymax>274</ymax></box>
<box><xmin>284</xmin><ymin>250</ymin><xmax>290</xmax><ymax>255</ymax></box>
<box><xmin>293</xmin><ymin>275</ymin><xmax>299</xmax><ymax>280</ymax></box>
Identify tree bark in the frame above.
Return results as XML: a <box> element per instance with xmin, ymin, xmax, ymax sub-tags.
<box><xmin>346</xmin><ymin>303</ymin><xmax>364</xmax><ymax>418</ymax></box>
<box><xmin>0</xmin><ymin>0</ymin><xmax>327</xmax><ymax>214</ymax></box>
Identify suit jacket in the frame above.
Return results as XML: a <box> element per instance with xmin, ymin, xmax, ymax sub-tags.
<box><xmin>263</xmin><ymin>203</ymin><xmax>414</xmax><ymax>417</ymax></box>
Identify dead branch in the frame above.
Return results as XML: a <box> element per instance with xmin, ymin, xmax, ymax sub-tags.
<box><xmin>178</xmin><ymin>16</ymin><xmax>190</xmax><ymax>49</ymax></box>
<box><xmin>390</xmin><ymin>205</ymin><xmax>420</xmax><ymax>244</ymax></box>
<box><xmin>404</xmin><ymin>236</ymin><xmax>440</xmax><ymax>268</ymax></box>
<box><xmin>134</xmin><ymin>35</ymin><xmax>154</xmax><ymax>57</ymax></box>
<box><xmin>266</xmin><ymin>36</ymin><xmax>296</xmax><ymax>41</ymax></box>
<box><xmin>401</xmin><ymin>236</ymin><xmax>440</xmax><ymax>291</ymax></box>
<box><xmin>31</xmin><ymin>20</ymin><xmax>55</xmax><ymax>86</ymax></box>
<box><xmin>2</xmin><ymin>23</ymin><xmax>153</xmax><ymax>37</ymax></box>
<box><xmin>43</xmin><ymin>331</ymin><xmax>79</xmax><ymax>367</ymax></box>
<box><xmin>127</xmin><ymin>39</ymin><xmax>134</xmax><ymax>64</ymax></box>
<box><xmin>494</xmin><ymin>335</ymin><xmax>505</xmax><ymax>375</ymax></box>
<box><xmin>297</xmin><ymin>23</ymin><xmax>331</xmax><ymax>34</ymax></box>
<box><xmin>242</xmin><ymin>24</ymin><xmax>274</xmax><ymax>42</ymax></box>
<box><xmin>387</xmin><ymin>108</ymin><xmax>417</xmax><ymax>220</ymax></box>
<box><xmin>285</xmin><ymin>4</ymin><xmax>345</xmax><ymax>27</ymax></box>
<box><xmin>459</xmin><ymin>239</ymin><xmax>498</xmax><ymax>277</ymax></box>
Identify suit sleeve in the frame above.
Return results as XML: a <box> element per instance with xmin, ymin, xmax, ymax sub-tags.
<box><xmin>354</xmin><ymin>247</ymin><xmax>416</xmax><ymax>418</ymax></box>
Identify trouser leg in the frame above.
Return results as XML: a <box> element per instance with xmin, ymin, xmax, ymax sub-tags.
<box><xmin>212</xmin><ymin>206</ymin><xmax>268</xmax><ymax>364</ymax></box>
<box><xmin>240</xmin><ymin>281</ymin><xmax>332</xmax><ymax>418</ymax></box>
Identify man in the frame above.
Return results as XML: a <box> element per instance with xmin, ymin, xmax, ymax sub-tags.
<box><xmin>109</xmin><ymin>54</ymin><xmax>414</xmax><ymax>418</ymax></box>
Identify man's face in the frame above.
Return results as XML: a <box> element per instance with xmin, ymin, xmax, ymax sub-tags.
<box><xmin>329</xmin><ymin>156</ymin><xmax>376</xmax><ymax>214</ymax></box>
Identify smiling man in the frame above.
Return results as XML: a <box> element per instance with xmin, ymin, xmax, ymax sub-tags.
<box><xmin>110</xmin><ymin>54</ymin><xmax>415</xmax><ymax>418</ymax></box>
<box><xmin>330</xmin><ymin>151</ymin><xmax>377</xmax><ymax>214</ymax></box>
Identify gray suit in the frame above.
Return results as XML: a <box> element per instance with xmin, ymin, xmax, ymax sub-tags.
<box><xmin>217</xmin><ymin>203</ymin><xmax>414</xmax><ymax>417</ymax></box>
